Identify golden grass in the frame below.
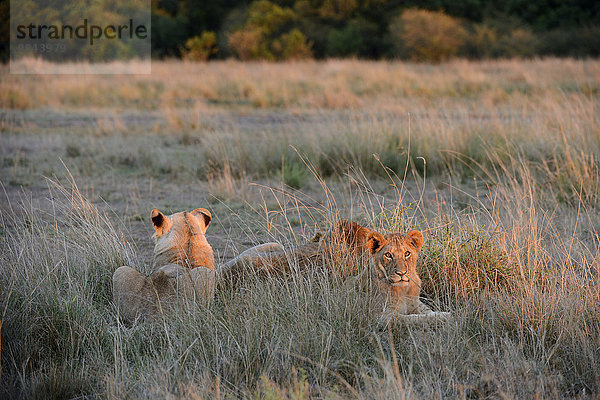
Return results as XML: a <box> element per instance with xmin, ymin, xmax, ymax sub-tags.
<box><xmin>2</xmin><ymin>58</ymin><xmax>599</xmax><ymax>110</ymax></box>
<box><xmin>1</xmin><ymin>58</ymin><xmax>600</xmax><ymax>398</ymax></box>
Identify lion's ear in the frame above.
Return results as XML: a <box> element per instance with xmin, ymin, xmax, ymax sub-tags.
<box><xmin>407</xmin><ymin>230</ymin><xmax>424</xmax><ymax>250</ymax></box>
<box><xmin>191</xmin><ymin>208</ymin><xmax>212</xmax><ymax>233</ymax></box>
<box><xmin>151</xmin><ymin>208</ymin><xmax>171</xmax><ymax>236</ymax></box>
<box><xmin>365</xmin><ymin>231</ymin><xmax>386</xmax><ymax>254</ymax></box>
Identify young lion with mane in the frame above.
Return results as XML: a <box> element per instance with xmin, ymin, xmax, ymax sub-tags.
<box><xmin>222</xmin><ymin>219</ymin><xmax>451</xmax><ymax>324</ymax></box>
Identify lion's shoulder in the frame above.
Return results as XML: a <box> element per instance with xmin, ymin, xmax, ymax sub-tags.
<box><xmin>323</xmin><ymin>219</ymin><xmax>376</xmax><ymax>252</ymax></box>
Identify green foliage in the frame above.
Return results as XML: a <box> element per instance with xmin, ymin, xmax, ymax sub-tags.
<box><xmin>280</xmin><ymin>158</ymin><xmax>310</xmax><ymax>189</ymax></box>
<box><xmin>327</xmin><ymin>20</ymin><xmax>368</xmax><ymax>57</ymax></box>
<box><xmin>276</xmin><ymin>28</ymin><xmax>313</xmax><ymax>60</ymax></box>
<box><xmin>538</xmin><ymin>26</ymin><xmax>600</xmax><ymax>57</ymax></box>
<box><xmin>151</xmin><ymin>11</ymin><xmax>189</xmax><ymax>58</ymax></box>
<box><xmin>496</xmin><ymin>28</ymin><xmax>538</xmax><ymax>58</ymax></box>
<box><xmin>327</xmin><ymin>28</ymin><xmax>359</xmax><ymax>58</ymax></box>
<box><xmin>227</xmin><ymin>1</ymin><xmax>312</xmax><ymax>61</ymax></box>
<box><xmin>499</xmin><ymin>0</ymin><xmax>600</xmax><ymax>31</ymax></box>
<box><xmin>465</xmin><ymin>23</ymin><xmax>499</xmax><ymax>58</ymax></box>
<box><xmin>246</xmin><ymin>0</ymin><xmax>297</xmax><ymax>35</ymax></box>
<box><xmin>463</xmin><ymin>16</ymin><xmax>540</xmax><ymax>58</ymax></box>
<box><xmin>147</xmin><ymin>0</ymin><xmax>600</xmax><ymax>60</ymax></box>
<box><xmin>182</xmin><ymin>31</ymin><xmax>218</xmax><ymax>61</ymax></box>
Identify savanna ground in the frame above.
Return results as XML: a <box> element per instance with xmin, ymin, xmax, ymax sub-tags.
<box><xmin>1</xmin><ymin>59</ymin><xmax>600</xmax><ymax>398</ymax></box>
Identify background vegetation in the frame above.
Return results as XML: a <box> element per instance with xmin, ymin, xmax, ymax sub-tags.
<box><xmin>151</xmin><ymin>0</ymin><xmax>600</xmax><ymax>61</ymax></box>
<box><xmin>1</xmin><ymin>0</ymin><xmax>599</xmax><ymax>62</ymax></box>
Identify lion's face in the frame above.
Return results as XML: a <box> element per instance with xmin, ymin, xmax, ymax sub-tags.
<box><xmin>150</xmin><ymin>208</ymin><xmax>214</xmax><ymax>270</ymax></box>
<box><xmin>365</xmin><ymin>230</ymin><xmax>424</xmax><ymax>288</ymax></box>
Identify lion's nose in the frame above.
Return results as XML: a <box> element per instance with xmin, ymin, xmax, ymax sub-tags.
<box><xmin>393</xmin><ymin>268</ymin><xmax>405</xmax><ymax>276</ymax></box>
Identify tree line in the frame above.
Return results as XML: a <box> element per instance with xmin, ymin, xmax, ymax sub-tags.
<box><xmin>154</xmin><ymin>0</ymin><xmax>600</xmax><ymax>61</ymax></box>
<box><xmin>1</xmin><ymin>0</ymin><xmax>598</xmax><ymax>62</ymax></box>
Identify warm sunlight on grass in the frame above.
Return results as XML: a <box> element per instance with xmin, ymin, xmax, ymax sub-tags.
<box><xmin>1</xmin><ymin>58</ymin><xmax>599</xmax><ymax>398</ymax></box>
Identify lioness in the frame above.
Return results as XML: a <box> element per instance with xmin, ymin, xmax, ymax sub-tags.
<box><xmin>112</xmin><ymin>208</ymin><xmax>216</xmax><ymax>323</ymax></box>
<box><xmin>222</xmin><ymin>220</ymin><xmax>451</xmax><ymax>324</ymax></box>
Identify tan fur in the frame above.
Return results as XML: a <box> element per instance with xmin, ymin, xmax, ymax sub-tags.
<box><xmin>219</xmin><ymin>220</ymin><xmax>367</xmax><ymax>278</ymax></box>
<box><xmin>222</xmin><ymin>219</ymin><xmax>451</xmax><ymax>323</ymax></box>
<box><xmin>112</xmin><ymin>208</ymin><xmax>216</xmax><ymax>323</ymax></box>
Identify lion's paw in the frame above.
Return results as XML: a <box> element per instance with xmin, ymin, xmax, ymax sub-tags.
<box><xmin>377</xmin><ymin>310</ymin><xmax>454</xmax><ymax>328</ymax></box>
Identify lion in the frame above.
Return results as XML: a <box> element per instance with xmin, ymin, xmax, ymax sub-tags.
<box><xmin>222</xmin><ymin>219</ymin><xmax>451</xmax><ymax>324</ymax></box>
<box><xmin>112</xmin><ymin>208</ymin><xmax>217</xmax><ymax>323</ymax></box>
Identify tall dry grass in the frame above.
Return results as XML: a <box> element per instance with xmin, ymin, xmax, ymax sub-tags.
<box><xmin>1</xmin><ymin>58</ymin><xmax>599</xmax><ymax>398</ymax></box>
<box><xmin>2</xmin><ymin>59</ymin><xmax>598</xmax><ymax>207</ymax></box>
<box><xmin>4</xmin><ymin>99</ymin><xmax>599</xmax><ymax>208</ymax></box>
<box><xmin>2</xmin><ymin>153</ymin><xmax>600</xmax><ymax>397</ymax></box>
<box><xmin>2</xmin><ymin>58</ymin><xmax>599</xmax><ymax>110</ymax></box>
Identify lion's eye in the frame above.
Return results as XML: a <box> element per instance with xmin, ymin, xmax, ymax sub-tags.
<box><xmin>384</xmin><ymin>252</ymin><xmax>393</xmax><ymax>259</ymax></box>
<box><xmin>404</xmin><ymin>251</ymin><xmax>411</xmax><ymax>258</ymax></box>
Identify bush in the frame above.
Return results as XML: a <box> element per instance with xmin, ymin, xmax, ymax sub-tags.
<box><xmin>227</xmin><ymin>0</ymin><xmax>312</xmax><ymax>61</ymax></box>
<box><xmin>182</xmin><ymin>31</ymin><xmax>218</xmax><ymax>61</ymax></box>
<box><xmin>228</xmin><ymin>27</ymin><xmax>267</xmax><ymax>61</ymax></box>
<box><xmin>495</xmin><ymin>28</ymin><xmax>538</xmax><ymax>58</ymax></box>
<box><xmin>463</xmin><ymin>23</ymin><xmax>499</xmax><ymax>58</ymax></box>
<box><xmin>274</xmin><ymin>28</ymin><xmax>313</xmax><ymax>60</ymax></box>
<box><xmin>151</xmin><ymin>12</ymin><xmax>188</xmax><ymax>58</ymax></box>
<box><xmin>420</xmin><ymin>225</ymin><xmax>514</xmax><ymax>301</ymax></box>
<box><xmin>463</xmin><ymin>17</ymin><xmax>539</xmax><ymax>59</ymax></box>
<box><xmin>390</xmin><ymin>8</ymin><xmax>467</xmax><ymax>62</ymax></box>
<box><xmin>327</xmin><ymin>19</ymin><xmax>382</xmax><ymax>57</ymax></box>
<box><xmin>328</xmin><ymin>27</ymin><xmax>360</xmax><ymax>57</ymax></box>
